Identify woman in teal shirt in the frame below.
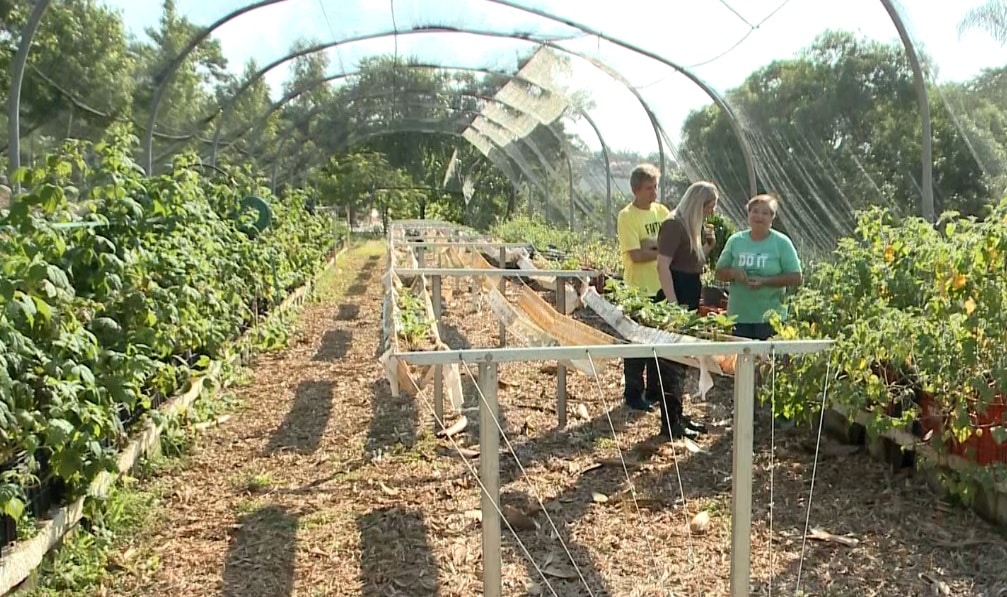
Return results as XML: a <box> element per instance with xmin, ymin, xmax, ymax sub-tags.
<box><xmin>714</xmin><ymin>194</ymin><xmax>803</xmax><ymax>340</ymax></box>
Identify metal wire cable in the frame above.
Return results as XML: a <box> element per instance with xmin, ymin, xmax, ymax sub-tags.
<box><xmin>796</xmin><ymin>357</ymin><xmax>834</xmax><ymax>589</ymax></box>
<box><xmin>399</xmin><ymin>347</ymin><xmax>561</xmax><ymax>597</ymax></box>
<box><xmin>458</xmin><ymin>359</ymin><xmax>598</xmax><ymax>597</ymax></box>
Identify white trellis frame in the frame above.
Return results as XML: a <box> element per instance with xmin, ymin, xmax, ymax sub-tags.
<box><xmin>389</xmin><ymin>339</ymin><xmax>833</xmax><ymax>597</ymax></box>
<box><xmin>385</xmin><ymin>221</ymin><xmax>834</xmax><ymax>595</ymax></box>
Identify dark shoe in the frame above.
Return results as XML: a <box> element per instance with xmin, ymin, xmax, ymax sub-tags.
<box><xmin>625</xmin><ymin>397</ymin><xmax>653</xmax><ymax>412</ymax></box>
<box><xmin>683</xmin><ymin>416</ymin><xmax>708</xmax><ymax>434</ymax></box>
<box><xmin>644</xmin><ymin>393</ymin><xmax>662</xmax><ymax>406</ymax></box>
<box><xmin>662</xmin><ymin>420</ymin><xmax>701</xmax><ymax>440</ymax></box>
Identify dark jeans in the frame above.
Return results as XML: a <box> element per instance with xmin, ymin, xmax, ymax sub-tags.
<box><xmin>670</xmin><ymin>269</ymin><xmax>702</xmax><ymax>311</ymax></box>
<box><xmin>623</xmin><ymin>288</ymin><xmax>688</xmax><ymax>432</ymax></box>
<box><xmin>734</xmin><ymin>322</ymin><xmax>774</xmax><ymax>341</ymax></box>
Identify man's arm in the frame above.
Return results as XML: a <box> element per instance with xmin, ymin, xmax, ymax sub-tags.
<box><xmin>628</xmin><ymin>241</ymin><xmax>659</xmax><ymax>263</ymax></box>
<box><xmin>617</xmin><ymin>215</ymin><xmax>657</xmax><ymax>263</ymax></box>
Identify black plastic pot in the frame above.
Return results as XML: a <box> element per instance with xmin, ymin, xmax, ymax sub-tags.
<box><xmin>0</xmin><ymin>451</ymin><xmax>27</xmax><ymax>552</ymax></box>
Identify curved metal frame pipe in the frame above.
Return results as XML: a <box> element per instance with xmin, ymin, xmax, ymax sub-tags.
<box><xmin>483</xmin><ymin>0</ymin><xmax>756</xmax><ymax>196</ymax></box>
<box><xmin>879</xmin><ymin>0</ymin><xmax>934</xmax><ymax>221</ymax></box>
<box><xmin>210</xmin><ymin>70</ymin><xmax>605</xmax><ymax>212</ymax></box>
<box><xmin>6</xmin><ymin>0</ymin><xmax>51</xmax><ymax>190</ymax></box>
<box><xmin>207</xmin><ymin>69</ymin><xmax>609</xmax><ymax>221</ymax></box>
<box><xmin>252</xmin><ymin>105</ymin><xmax>596</xmax><ymax>220</ymax></box>
<box><xmin>215</xmin><ymin>64</ymin><xmax>596</xmax><ymax>156</ymax></box>
<box><xmin>274</xmin><ymin>125</ymin><xmax>581</xmax><ymax>227</ymax></box>
<box><xmin>200</xmin><ymin>61</ymin><xmax>616</xmax><ymax>225</ymax></box>
<box><xmin>149</xmin><ymin>26</ymin><xmax>668</xmax><ymax>175</ymax></box>
<box><xmin>8</xmin><ymin>0</ymin><xmax>934</xmax><ymax>220</ymax></box>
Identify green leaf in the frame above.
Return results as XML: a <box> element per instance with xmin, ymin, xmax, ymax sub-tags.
<box><xmin>46</xmin><ymin>418</ymin><xmax>75</xmax><ymax>445</ymax></box>
<box><xmin>30</xmin><ymin>296</ymin><xmax>52</xmax><ymax>323</ymax></box>
<box><xmin>71</xmin><ymin>364</ymin><xmax>95</xmax><ymax>386</ymax></box>
<box><xmin>92</xmin><ymin>317</ymin><xmax>121</xmax><ymax>335</ymax></box>
<box><xmin>13</xmin><ymin>294</ymin><xmax>36</xmax><ymax>326</ymax></box>
<box><xmin>1</xmin><ymin>496</ymin><xmax>25</xmax><ymax>521</ymax></box>
<box><xmin>46</xmin><ymin>265</ymin><xmax>71</xmax><ymax>290</ymax></box>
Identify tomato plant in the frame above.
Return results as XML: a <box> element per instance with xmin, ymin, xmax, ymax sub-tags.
<box><xmin>490</xmin><ymin>216</ymin><xmax>622</xmax><ymax>274</ymax></box>
<box><xmin>492</xmin><ymin>213</ymin><xmax>731</xmax><ymax>277</ymax></box>
<box><xmin>773</xmin><ymin>203</ymin><xmax>1007</xmax><ymax>496</ymax></box>
<box><xmin>704</xmin><ymin>212</ymin><xmax>735</xmax><ymax>271</ymax></box>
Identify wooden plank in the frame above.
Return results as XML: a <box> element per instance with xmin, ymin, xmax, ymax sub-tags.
<box><xmin>0</xmin><ymin>371</ymin><xmax>212</xmax><ymax>595</ymax></box>
<box><xmin>450</xmin><ymin>247</ymin><xmax>610</xmax><ymax>376</ymax></box>
<box><xmin>729</xmin><ymin>354</ymin><xmax>756</xmax><ymax>597</ymax></box>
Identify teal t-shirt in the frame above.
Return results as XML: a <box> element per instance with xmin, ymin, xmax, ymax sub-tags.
<box><xmin>716</xmin><ymin>229</ymin><xmax>802</xmax><ymax>324</ymax></box>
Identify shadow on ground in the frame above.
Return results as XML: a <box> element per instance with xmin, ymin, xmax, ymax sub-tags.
<box><xmin>357</xmin><ymin>506</ymin><xmax>440</xmax><ymax>596</ymax></box>
<box><xmin>264</xmin><ymin>380</ymin><xmax>335</xmax><ymax>455</ymax></box>
<box><xmin>221</xmin><ymin>504</ymin><xmax>299</xmax><ymax>597</ymax></box>
<box><xmin>313</xmin><ymin>329</ymin><xmax>352</xmax><ymax>361</ymax></box>
<box><xmin>366</xmin><ymin>379</ymin><xmax>421</xmax><ymax>456</ymax></box>
<box><xmin>337</xmin><ymin>303</ymin><xmax>360</xmax><ymax>321</ymax></box>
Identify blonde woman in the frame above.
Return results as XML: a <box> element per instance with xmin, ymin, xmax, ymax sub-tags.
<box><xmin>647</xmin><ymin>181</ymin><xmax>719</xmax><ymax>440</ymax></box>
<box><xmin>657</xmin><ymin>181</ymin><xmax>719</xmax><ymax>311</ymax></box>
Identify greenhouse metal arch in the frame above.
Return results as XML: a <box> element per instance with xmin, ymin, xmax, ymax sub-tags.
<box><xmin>7</xmin><ymin>0</ymin><xmax>934</xmax><ymax>219</ymax></box>
<box><xmin>202</xmin><ymin>67</ymin><xmax>616</xmax><ymax>228</ymax></box>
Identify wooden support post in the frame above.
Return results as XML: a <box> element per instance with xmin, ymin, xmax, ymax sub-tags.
<box><xmin>498</xmin><ymin>246</ymin><xmax>507</xmax><ymax>348</ymax></box>
<box><xmin>478</xmin><ymin>362</ymin><xmax>501</xmax><ymax>597</ymax></box>
<box><xmin>432</xmin><ymin>255</ymin><xmax>443</xmax><ymax>318</ymax></box>
<box><xmin>555</xmin><ymin>280</ymin><xmax>567</xmax><ymax>428</ymax></box>
<box><xmin>729</xmin><ymin>353</ymin><xmax>756</xmax><ymax>597</ymax></box>
<box><xmin>453</xmin><ymin>230</ymin><xmax>462</xmax><ymax>292</ymax></box>
<box><xmin>432</xmin><ymin>270</ymin><xmax>443</xmax><ymax>426</ymax></box>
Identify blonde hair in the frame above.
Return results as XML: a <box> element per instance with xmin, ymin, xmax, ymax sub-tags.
<box><xmin>747</xmin><ymin>194</ymin><xmax>779</xmax><ymax>215</ymax></box>
<box><xmin>629</xmin><ymin>163</ymin><xmax>660</xmax><ymax>191</ymax></box>
<box><xmin>672</xmin><ymin>181</ymin><xmax>719</xmax><ymax>260</ymax></box>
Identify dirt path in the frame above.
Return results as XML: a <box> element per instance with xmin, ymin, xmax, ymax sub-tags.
<box><xmin>99</xmin><ymin>243</ymin><xmax>1007</xmax><ymax>597</ymax></box>
<box><xmin>107</xmin><ymin>241</ymin><xmax>395</xmax><ymax>596</ymax></box>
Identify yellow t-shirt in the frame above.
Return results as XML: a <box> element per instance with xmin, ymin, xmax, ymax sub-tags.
<box><xmin>617</xmin><ymin>202</ymin><xmax>670</xmax><ymax>297</ymax></box>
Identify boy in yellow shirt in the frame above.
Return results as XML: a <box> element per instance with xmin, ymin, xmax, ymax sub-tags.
<box><xmin>616</xmin><ymin>164</ymin><xmax>698</xmax><ymax>439</ymax></box>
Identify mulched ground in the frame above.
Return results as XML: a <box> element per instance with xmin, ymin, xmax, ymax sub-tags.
<box><xmin>99</xmin><ymin>243</ymin><xmax>1007</xmax><ymax>597</ymax></box>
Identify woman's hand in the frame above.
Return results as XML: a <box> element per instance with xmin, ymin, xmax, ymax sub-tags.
<box><xmin>702</xmin><ymin>225</ymin><xmax>716</xmax><ymax>254</ymax></box>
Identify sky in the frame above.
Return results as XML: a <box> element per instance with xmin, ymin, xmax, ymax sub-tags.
<box><xmin>100</xmin><ymin>0</ymin><xmax>1007</xmax><ymax>156</ymax></box>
